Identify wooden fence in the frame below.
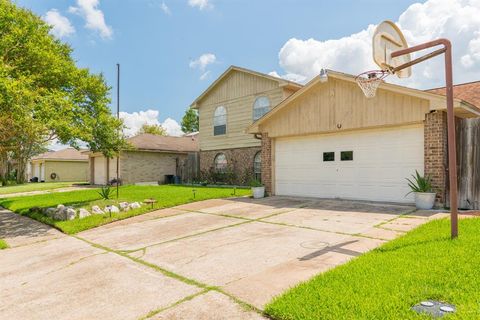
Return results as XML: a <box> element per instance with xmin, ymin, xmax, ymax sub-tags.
<box><xmin>450</xmin><ymin>118</ymin><xmax>480</xmax><ymax>209</ymax></box>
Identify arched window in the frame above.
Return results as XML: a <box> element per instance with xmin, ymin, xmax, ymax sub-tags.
<box><xmin>213</xmin><ymin>106</ymin><xmax>227</xmax><ymax>136</ymax></box>
<box><xmin>214</xmin><ymin>153</ymin><xmax>227</xmax><ymax>172</ymax></box>
<box><xmin>253</xmin><ymin>151</ymin><xmax>261</xmax><ymax>181</ymax></box>
<box><xmin>253</xmin><ymin>97</ymin><xmax>270</xmax><ymax>121</ymax></box>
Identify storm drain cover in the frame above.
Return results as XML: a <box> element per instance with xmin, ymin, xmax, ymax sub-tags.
<box><xmin>412</xmin><ymin>300</ymin><xmax>456</xmax><ymax>317</ymax></box>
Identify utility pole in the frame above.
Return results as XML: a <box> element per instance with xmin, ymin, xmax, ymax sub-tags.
<box><xmin>116</xmin><ymin>63</ymin><xmax>120</xmax><ymax>199</ymax></box>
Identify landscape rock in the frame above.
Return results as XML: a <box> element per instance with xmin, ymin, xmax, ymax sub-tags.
<box><xmin>119</xmin><ymin>202</ymin><xmax>130</xmax><ymax>211</ymax></box>
<box><xmin>53</xmin><ymin>211</ymin><xmax>66</xmax><ymax>221</ymax></box>
<box><xmin>44</xmin><ymin>207</ymin><xmax>56</xmax><ymax>218</ymax></box>
<box><xmin>78</xmin><ymin>208</ymin><xmax>91</xmax><ymax>219</ymax></box>
<box><xmin>105</xmin><ymin>205</ymin><xmax>120</xmax><ymax>214</ymax></box>
<box><xmin>92</xmin><ymin>205</ymin><xmax>104</xmax><ymax>215</ymax></box>
<box><xmin>30</xmin><ymin>206</ymin><xmax>42</xmax><ymax>214</ymax></box>
<box><xmin>129</xmin><ymin>202</ymin><xmax>141</xmax><ymax>209</ymax></box>
<box><xmin>54</xmin><ymin>204</ymin><xmax>67</xmax><ymax>220</ymax></box>
<box><xmin>65</xmin><ymin>208</ymin><xmax>76</xmax><ymax>220</ymax></box>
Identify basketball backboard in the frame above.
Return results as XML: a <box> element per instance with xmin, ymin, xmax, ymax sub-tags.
<box><xmin>372</xmin><ymin>20</ymin><xmax>411</xmax><ymax>78</ymax></box>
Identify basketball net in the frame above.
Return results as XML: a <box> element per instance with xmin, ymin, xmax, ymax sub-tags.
<box><xmin>355</xmin><ymin>70</ymin><xmax>390</xmax><ymax>98</ymax></box>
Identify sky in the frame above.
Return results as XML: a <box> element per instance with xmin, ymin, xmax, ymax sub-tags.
<box><xmin>14</xmin><ymin>0</ymin><xmax>480</xmax><ymax>139</ymax></box>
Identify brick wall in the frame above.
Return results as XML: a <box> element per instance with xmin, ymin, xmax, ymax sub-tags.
<box><xmin>200</xmin><ymin>146</ymin><xmax>261</xmax><ymax>185</ymax></box>
<box><xmin>261</xmin><ymin>133</ymin><xmax>272</xmax><ymax>195</ymax></box>
<box><xmin>424</xmin><ymin>111</ymin><xmax>448</xmax><ymax>205</ymax></box>
<box><xmin>120</xmin><ymin>151</ymin><xmax>187</xmax><ymax>184</ymax></box>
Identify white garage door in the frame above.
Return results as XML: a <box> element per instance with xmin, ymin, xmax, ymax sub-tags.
<box><xmin>275</xmin><ymin>125</ymin><xmax>424</xmax><ymax>203</ymax></box>
<box><xmin>93</xmin><ymin>156</ymin><xmax>107</xmax><ymax>185</ymax></box>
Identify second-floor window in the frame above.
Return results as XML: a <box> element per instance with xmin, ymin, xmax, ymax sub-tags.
<box><xmin>213</xmin><ymin>106</ymin><xmax>227</xmax><ymax>136</ymax></box>
<box><xmin>253</xmin><ymin>97</ymin><xmax>270</xmax><ymax>121</ymax></box>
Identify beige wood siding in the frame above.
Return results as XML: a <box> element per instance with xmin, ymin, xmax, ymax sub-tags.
<box><xmin>199</xmin><ymin>71</ymin><xmax>281</xmax><ymax>106</ymax></box>
<box><xmin>197</xmin><ymin>70</ymin><xmax>295</xmax><ymax>151</ymax></box>
<box><xmin>259</xmin><ymin>78</ymin><xmax>430</xmax><ymax>138</ymax></box>
<box><xmin>44</xmin><ymin>161</ymin><xmax>89</xmax><ymax>182</ymax></box>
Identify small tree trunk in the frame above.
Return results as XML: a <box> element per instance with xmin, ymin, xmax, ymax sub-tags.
<box><xmin>16</xmin><ymin>157</ymin><xmax>27</xmax><ymax>184</ymax></box>
<box><xmin>0</xmin><ymin>151</ymin><xmax>8</xmax><ymax>186</ymax></box>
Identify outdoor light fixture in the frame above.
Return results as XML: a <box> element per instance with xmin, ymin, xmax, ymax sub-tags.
<box><xmin>319</xmin><ymin>68</ymin><xmax>328</xmax><ymax>83</ymax></box>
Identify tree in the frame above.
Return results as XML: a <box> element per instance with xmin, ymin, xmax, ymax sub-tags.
<box><xmin>138</xmin><ymin>124</ymin><xmax>167</xmax><ymax>136</ymax></box>
<box><xmin>181</xmin><ymin>108</ymin><xmax>199</xmax><ymax>133</ymax></box>
<box><xmin>0</xmin><ymin>1</ymin><xmax>125</xmax><ymax>183</ymax></box>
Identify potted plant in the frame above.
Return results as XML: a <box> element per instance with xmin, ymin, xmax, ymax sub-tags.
<box><xmin>250</xmin><ymin>179</ymin><xmax>265</xmax><ymax>199</ymax></box>
<box><xmin>406</xmin><ymin>170</ymin><xmax>436</xmax><ymax>209</ymax></box>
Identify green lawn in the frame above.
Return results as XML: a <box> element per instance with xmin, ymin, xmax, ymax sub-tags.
<box><xmin>0</xmin><ymin>182</ymin><xmax>86</xmax><ymax>195</ymax></box>
<box><xmin>266</xmin><ymin>217</ymin><xmax>480</xmax><ymax>320</ymax></box>
<box><xmin>0</xmin><ymin>239</ymin><xmax>8</xmax><ymax>250</ymax></box>
<box><xmin>0</xmin><ymin>185</ymin><xmax>250</xmax><ymax>234</ymax></box>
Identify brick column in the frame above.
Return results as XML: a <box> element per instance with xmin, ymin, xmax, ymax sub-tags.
<box><xmin>261</xmin><ymin>133</ymin><xmax>273</xmax><ymax>196</ymax></box>
<box><xmin>424</xmin><ymin>111</ymin><xmax>447</xmax><ymax>206</ymax></box>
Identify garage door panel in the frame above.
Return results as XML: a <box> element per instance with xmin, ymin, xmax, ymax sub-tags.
<box><xmin>274</xmin><ymin>125</ymin><xmax>423</xmax><ymax>203</ymax></box>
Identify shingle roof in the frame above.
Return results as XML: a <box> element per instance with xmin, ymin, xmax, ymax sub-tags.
<box><xmin>126</xmin><ymin>134</ymin><xmax>199</xmax><ymax>153</ymax></box>
<box><xmin>426</xmin><ymin>81</ymin><xmax>480</xmax><ymax>107</ymax></box>
<box><xmin>32</xmin><ymin>148</ymin><xmax>89</xmax><ymax>161</ymax></box>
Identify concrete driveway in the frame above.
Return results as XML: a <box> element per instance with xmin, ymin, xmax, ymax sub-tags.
<box><xmin>0</xmin><ymin>197</ymin><xmax>444</xmax><ymax>319</ymax></box>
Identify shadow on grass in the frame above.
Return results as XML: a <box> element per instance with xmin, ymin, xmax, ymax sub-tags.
<box><xmin>0</xmin><ymin>209</ymin><xmax>54</xmax><ymax>239</ymax></box>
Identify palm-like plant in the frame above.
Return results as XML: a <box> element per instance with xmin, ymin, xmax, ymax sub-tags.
<box><xmin>98</xmin><ymin>185</ymin><xmax>113</xmax><ymax>200</ymax></box>
<box><xmin>406</xmin><ymin>170</ymin><xmax>433</xmax><ymax>195</ymax></box>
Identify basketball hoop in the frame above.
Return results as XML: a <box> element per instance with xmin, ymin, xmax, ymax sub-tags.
<box><xmin>355</xmin><ymin>70</ymin><xmax>390</xmax><ymax>98</ymax></box>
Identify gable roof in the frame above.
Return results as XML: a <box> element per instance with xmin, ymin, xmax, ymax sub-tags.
<box><xmin>190</xmin><ymin>65</ymin><xmax>303</xmax><ymax>109</ymax></box>
<box><xmin>126</xmin><ymin>134</ymin><xmax>199</xmax><ymax>153</ymax></box>
<box><xmin>426</xmin><ymin>80</ymin><xmax>480</xmax><ymax>107</ymax></box>
<box><xmin>31</xmin><ymin>148</ymin><xmax>88</xmax><ymax>162</ymax></box>
<box><xmin>247</xmin><ymin>70</ymin><xmax>480</xmax><ymax>133</ymax></box>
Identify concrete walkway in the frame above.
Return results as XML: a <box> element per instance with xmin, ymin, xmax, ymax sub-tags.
<box><xmin>0</xmin><ymin>185</ymin><xmax>95</xmax><ymax>199</ymax></box>
<box><xmin>0</xmin><ymin>198</ymin><xmax>446</xmax><ymax>319</ymax></box>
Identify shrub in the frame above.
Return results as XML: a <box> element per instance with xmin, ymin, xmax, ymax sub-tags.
<box><xmin>97</xmin><ymin>185</ymin><xmax>114</xmax><ymax>200</ymax></box>
<box><xmin>406</xmin><ymin>170</ymin><xmax>433</xmax><ymax>194</ymax></box>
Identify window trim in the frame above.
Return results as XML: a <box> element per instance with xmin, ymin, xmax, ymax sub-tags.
<box><xmin>253</xmin><ymin>151</ymin><xmax>262</xmax><ymax>181</ymax></box>
<box><xmin>214</xmin><ymin>153</ymin><xmax>228</xmax><ymax>172</ymax></box>
<box><xmin>252</xmin><ymin>96</ymin><xmax>271</xmax><ymax>121</ymax></box>
<box><xmin>213</xmin><ymin>106</ymin><xmax>227</xmax><ymax>136</ymax></box>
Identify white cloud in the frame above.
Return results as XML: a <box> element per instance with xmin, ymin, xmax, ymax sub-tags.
<box><xmin>189</xmin><ymin>53</ymin><xmax>216</xmax><ymax>71</ymax></box>
<box><xmin>68</xmin><ymin>0</ymin><xmax>113</xmax><ymax>39</ymax></box>
<box><xmin>190</xmin><ymin>53</ymin><xmax>216</xmax><ymax>80</ymax></box>
<box><xmin>199</xmin><ymin>70</ymin><xmax>211</xmax><ymax>80</ymax></box>
<box><xmin>188</xmin><ymin>0</ymin><xmax>213</xmax><ymax>10</ymax></box>
<box><xmin>161</xmin><ymin>118</ymin><xmax>184</xmax><ymax>136</ymax></box>
<box><xmin>43</xmin><ymin>9</ymin><xmax>75</xmax><ymax>38</ymax></box>
<box><xmin>160</xmin><ymin>2</ymin><xmax>171</xmax><ymax>15</ymax></box>
<box><xmin>273</xmin><ymin>0</ymin><xmax>480</xmax><ymax>89</ymax></box>
<box><xmin>119</xmin><ymin>109</ymin><xmax>183</xmax><ymax>137</ymax></box>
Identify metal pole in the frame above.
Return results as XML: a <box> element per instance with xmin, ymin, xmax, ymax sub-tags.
<box><xmin>443</xmin><ymin>40</ymin><xmax>459</xmax><ymax>239</ymax></box>
<box><xmin>391</xmin><ymin>39</ymin><xmax>459</xmax><ymax>239</ymax></box>
<box><xmin>116</xmin><ymin>63</ymin><xmax>120</xmax><ymax>199</ymax></box>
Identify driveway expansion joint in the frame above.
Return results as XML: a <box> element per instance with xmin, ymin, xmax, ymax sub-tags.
<box><xmin>73</xmin><ymin>234</ymin><xmax>265</xmax><ymax>319</ymax></box>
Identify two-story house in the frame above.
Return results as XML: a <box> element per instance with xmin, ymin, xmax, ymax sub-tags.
<box><xmin>190</xmin><ymin>66</ymin><xmax>302</xmax><ymax>184</ymax></box>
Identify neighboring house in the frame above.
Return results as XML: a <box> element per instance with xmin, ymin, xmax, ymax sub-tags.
<box><xmin>190</xmin><ymin>66</ymin><xmax>302</xmax><ymax>184</ymax></box>
<box><xmin>426</xmin><ymin>81</ymin><xmax>480</xmax><ymax>209</ymax></box>
<box><xmin>247</xmin><ymin>70</ymin><xmax>480</xmax><ymax>206</ymax></box>
<box><xmin>87</xmin><ymin>133</ymin><xmax>199</xmax><ymax>185</ymax></box>
<box><xmin>29</xmin><ymin>148</ymin><xmax>89</xmax><ymax>182</ymax></box>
